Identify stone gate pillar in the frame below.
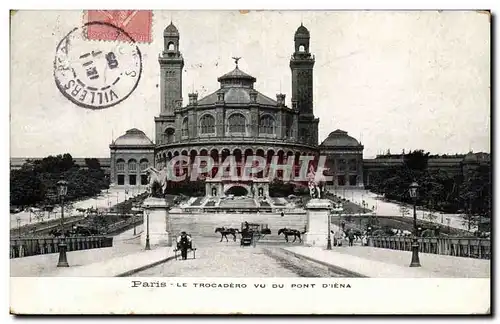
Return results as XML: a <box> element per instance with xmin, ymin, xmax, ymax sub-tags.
<box><xmin>141</xmin><ymin>197</ymin><xmax>172</xmax><ymax>247</ymax></box>
<box><xmin>304</xmin><ymin>198</ymin><xmax>332</xmax><ymax>247</ymax></box>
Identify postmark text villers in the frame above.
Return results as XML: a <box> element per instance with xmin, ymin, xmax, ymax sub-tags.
<box><xmin>54</xmin><ymin>22</ymin><xmax>142</xmax><ymax>110</ymax></box>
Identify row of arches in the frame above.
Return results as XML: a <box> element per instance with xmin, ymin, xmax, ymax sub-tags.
<box><xmin>116</xmin><ymin>158</ymin><xmax>150</xmax><ymax>173</ymax></box>
<box><xmin>167</xmin><ymin>113</ymin><xmax>282</xmax><ymax>143</ymax></box>
<box><xmin>154</xmin><ymin>148</ymin><xmax>319</xmax><ymax>179</ymax></box>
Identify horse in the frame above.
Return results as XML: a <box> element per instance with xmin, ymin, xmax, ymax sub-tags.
<box><xmin>344</xmin><ymin>229</ymin><xmax>363</xmax><ymax>241</ymax></box>
<box><xmin>261</xmin><ymin>228</ymin><xmax>272</xmax><ymax>235</ymax></box>
<box><xmin>278</xmin><ymin>228</ymin><xmax>305</xmax><ymax>243</ymax></box>
<box><xmin>215</xmin><ymin>227</ymin><xmax>240</xmax><ymax>242</ymax></box>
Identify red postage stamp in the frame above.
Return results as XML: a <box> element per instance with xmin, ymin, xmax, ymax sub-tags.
<box><xmin>85</xmin><ymin>10</ymin><xmax>152</xmax><ymax>43</ymax></box>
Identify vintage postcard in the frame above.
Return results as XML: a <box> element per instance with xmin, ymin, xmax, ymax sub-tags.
<box><xmin>9</xmin><ymin>10</ymin><xmax>491</xmax><ymax>315</ymax></box>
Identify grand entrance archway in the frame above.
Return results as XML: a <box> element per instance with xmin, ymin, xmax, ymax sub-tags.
<box><xmin>224</xmin><ymin>185</ymin><xmax>249</xmax><ymax>196</ymax></box>
<box><xmin>205</xmin><ymin>179</ymin><xmax>270</xmax><ymax>197</ymax></box>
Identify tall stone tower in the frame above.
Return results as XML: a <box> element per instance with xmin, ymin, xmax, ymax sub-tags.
<box><xmin>159</xmin><ymin>22</ymin><xmax>184</xmax><ymax>116</ymax></box>
<box><xmin>155</xmin><ymin>22</ymin><xmax>184</xmax><ymax>147</ymax></box>
<box><xmin>290</xmin><ymin>23</ymin><xmax>319</xmax><ymax>146</ymax></box>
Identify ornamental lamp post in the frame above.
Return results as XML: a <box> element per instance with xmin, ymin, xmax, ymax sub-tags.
<box><xmin>327</xmin><ymin>209</ymin><xmax>332</xmax><ymax>250</ymax></box>
<box><xmin>57</xmin><ymin>179</ymin><xmax>69</xmax><ymax>267</ymax></box>
<box><xmin>16</xmin><ymin>216</ymin><xmax>21</xmax><ymax>238</ymax></box>
<box><xmin>408</xmin><ymin>181</ymin><xmax>421</xmax><ymax>267</ymax></box>
<box><xmin>144</xmin><ymin>205</ymin><xmax>151</xmax><ymax>250</ymax></box>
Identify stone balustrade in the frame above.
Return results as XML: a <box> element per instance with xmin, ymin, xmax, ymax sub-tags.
<box><xmin>10</xmin><ymin>236</ymin><xmax>113</xmax><ymax>259</ymax></box>
<box><xmin>156</xmin><ymin>135</ymin><xmax>317</xmax><ymax>150</ymax></box>
<box><xmin>368</xmin><ymin>236</ymin><xmax>491</xmax><ymax>260</ymax></box>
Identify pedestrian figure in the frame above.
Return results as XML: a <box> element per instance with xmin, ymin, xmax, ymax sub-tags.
<box><xmin>334</xmin><ymin>230</ymin><xmax>343</xmax><ymax>247</ymax></box>
<box><xmin>348</xmin><ymin>231</ymin><xmax>355</xmax><ymax>246</ymax></box>
<box><xmin>280</xmin><ymin>211</ymin><xmax>284</xmax><ymax>217</ymax></box>
<box><xmin>360</xmin><ymin>235</ymin><xmax>366</xmax><ymax>246</ymax></box>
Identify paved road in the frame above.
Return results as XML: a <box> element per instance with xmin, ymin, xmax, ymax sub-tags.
<box><xmin>328</xmin><ymin>188</ymin><xmax>472</xmax><ymax>231</ymax></box>
<box><xmin>10</xmin><ymin>187</ymin><xmax>147</xmax><ymax>229</ymax></box>
<box><xmin>131</xmin><ymin>240</ymin><xmax>349</xmax><ymax>277</ymax></box>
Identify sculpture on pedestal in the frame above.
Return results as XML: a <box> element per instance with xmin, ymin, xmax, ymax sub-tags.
<box><xmin>145</xmin><ymin>167</ymin><xmax>168</xmax><ymax>198</ymax></box>
<box><xmin>307</xmin><ymin>165</ymin><xmax>322</xmax><ymax>199</ymax></box>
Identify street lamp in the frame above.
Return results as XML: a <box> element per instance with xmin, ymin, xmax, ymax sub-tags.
<box><xmin>144</xmin><ymin>205</ymin><xmax>151</xmax><ymax>250</ymax></box>
<box><xmin>57</xmin><ymin>178</ymin><xmax>69</xmax><ymax>267</ymax></box>
<box><xmin>408</xmin><ymin>181</ymin><xmax>421</xmax><ymax>267</ymax></box>
<box><xmin>16</xmin><ymin>216</ymin><xmax>21</xmax><ymax>238</ymax></box>
<box><xmin>131</xmin><ymin>203</ymin><xmax>140</xmax><ymax>236</ymax></box>
<box><xmin>367</xmin><ymin>225</ymin><xmax>372</xmax><ymax>244</ymax></box>
<box><xmin>327</xmin><ymin>209</ymin><xmax>332</xmax><ymax>250</ymax></box>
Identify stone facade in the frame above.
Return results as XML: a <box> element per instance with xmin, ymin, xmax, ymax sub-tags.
<box><xmin>152</xmin><ymin>23</ymin><xmax>321</xmax><ymax>188</ymax></box>
<box><xmin>319</xmin><ymin>130</ymin><xmax>364</xmax><ymax>188</ymax></box>
<box><xmin>109</xmin><ymin>129</ymin><xmax>155</xmax><ymax>187</ymax></box>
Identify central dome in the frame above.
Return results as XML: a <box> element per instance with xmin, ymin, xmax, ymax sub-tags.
<box><xmin>217</xmin><ymin>66</ymin><xmax>257</xmax><ymax>86</ymax></box>
<box><xmin>320</xmin><ymin>129</ymin><xmax>361</xmax><ymax>147</ymax></box>
<box><xmin>113</xmin><ymin>128</ymin><xmax>154</xmax><ymax>146</ymax></box>
<box><xmin>196</xmin><ymin>63</ymin><xmax>277</xmax><ymax>106</ymax></box>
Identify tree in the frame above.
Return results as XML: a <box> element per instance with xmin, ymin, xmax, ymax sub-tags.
<box><xmin>10</xmin><ymin>153</ymin><xmax>110</xmax><ymax>208</ymax></box>
<box><xmin>367</xmin><ymin>149</ymin><xmax>490</xmax><ymax>218</ymax></box>
<box><xmin>32</xmin><ymin>153</ymin><xmax>75</xmax><ymax>173</ymax></box>
<box><xmin>269</xmin><ymin>179</ymin><xmax>294</xmax><ymax>197</ymax></box>
<box><xmin>404</xmin><ymin>149</ymin><xmax>430</xmax><ymax>172</ymax></box>
<box><xmin>458</xmin><ymin>165</ymin><xmax>491</xmax><ymax>230</ymax></box>
<box><xmin>85</xmin><ymin>158</ymin><xmax>101</xmax><ymax>170</ymax></box>
<box><xmin>10</xmin><ymin>169</ymin><xmax>46</xmax><ymax>206</ymax></box>
<box><xmin>461</xmin><ymin>212</ymin><xmax>479</xmax><ymax>232</ymax></box>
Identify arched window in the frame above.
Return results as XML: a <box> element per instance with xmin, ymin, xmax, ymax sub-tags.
<box><xmin>140</xmin><ymin>159</ymin><xmax>149</xmax><ymax>172</ymax></box>
<box><xmin>259</xmin><ymin>115</ymin><xmax>275</xmax><ymax>135</ymax></box>
<box><xmin>181</xmin><ymin>118</ymin><xmax>189</xmax><ymax>137</ymax></box>
<box><xmin>200</xmin><ymin>114</ymin><xmax>215</xmax><ymax>134</ymax></box>
<box><xmin>338</xmin><ymin>159</ymin><xmax>346</xmax><ymax>172</ymax></box>
<box><xmin>116</xmin><ymin>159</ymin><xmax>125</xmax><ymax>172</ymax></box>
<box><xmin>164</xmin><ymin>128</ymin><xmax>175</xmax><ymax>144</ymax></box>
<box><xmin>348</xmin><ymin>159</ymin><xmax>357</xmax><ymax>171</ymax></box>
<box><xmin>228</xmin><ymin>113</ymin><xmax>246</xmax><ymax>133</ymax></box>
<box><xmin>168</xmin><ymin>42</ymin><xmax>175</xmax><ymax>51</ymax></box>
<box><xmin>140</xmin><ymin>159</ymin><xmax>149</xmax><ymax>185</ymax></box>
<box><xmin>299</xmin><ymin>44</ymin><xmax>305</xmax><ymax>52</ymax></box>
<box><xmin>128</xmin><ymin>159</ymin><xmax>137</xmax><ymax>173</ymax></box>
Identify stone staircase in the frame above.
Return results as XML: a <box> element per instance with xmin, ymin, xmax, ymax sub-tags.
<box><xmin>169</xmin><ymin>211</ymin><xmax>307</xmax><ymax>244</ymax></box>
<box><xmin>219</xmin><ymin>198</ymin><xmax>257</xmax><ymax>208</ymax></box>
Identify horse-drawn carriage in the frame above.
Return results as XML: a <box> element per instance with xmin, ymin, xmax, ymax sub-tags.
<box><xmin>240</xmin><ymin>222</ymin><xmax>270</xmax><ymax>247</ymax></box>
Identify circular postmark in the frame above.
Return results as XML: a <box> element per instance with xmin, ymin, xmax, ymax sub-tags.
<box><xmin>54</xmin><ymin>22</ymin><xmax>142</xmax><ymax>110</ymax></box>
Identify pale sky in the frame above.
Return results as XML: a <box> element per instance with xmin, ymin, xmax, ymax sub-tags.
<box><xmin>10</xmin><ymin>10</ymin><xmax>490</xmax><ymax>158</ymax></box>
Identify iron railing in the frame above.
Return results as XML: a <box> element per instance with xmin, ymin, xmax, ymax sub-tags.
<box><xmin>368</xmin><ymin>236</ymin><xmax>491</xmax><ymax>260</ymax></box>
<box><xmin>10</xmin><ymin>236</ymin><xmax>113</xmax><ymax>259</ymax></box>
